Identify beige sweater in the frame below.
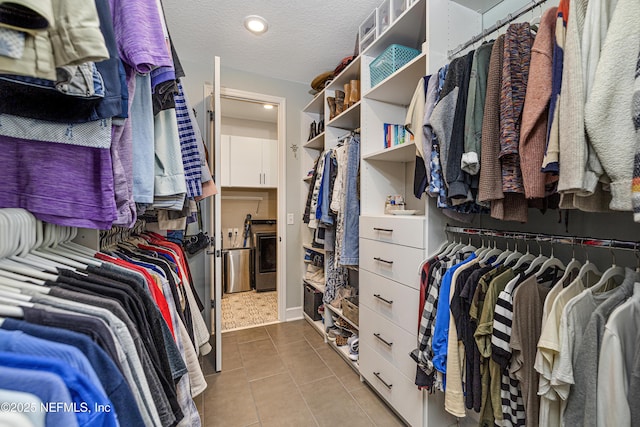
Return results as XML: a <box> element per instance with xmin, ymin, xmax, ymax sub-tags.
<box><xmin>585</xmin><ymin>0</ymin><xmax>640</xmax><ymax>211</ymax></box>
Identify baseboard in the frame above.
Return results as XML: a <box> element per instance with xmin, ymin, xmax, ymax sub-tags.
<box><xmin>285</xmin><ymin>306</ymin><xmax>303</xmax><ymax>321</ymax></box>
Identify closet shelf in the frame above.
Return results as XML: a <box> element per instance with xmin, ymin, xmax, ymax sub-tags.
<box><xmin>303</xmin><ymin>313</ymin><xmax>325</xmax><ymax>335</ymax></box>
<box><xmin>303</xmin><ymin>243</ymin><xmax>326</xmax><ymax>255</ymax></box>
<box><xmin>303</xmin><ymin>89</ymin><xmax>325</xmax><ymax>114</ymax></box>
<box><xmin>303</xmin><ymin>278</ymin><xmax>325</xmax><ymax>294</ymax></box>
<box><xmin>363</xmin><ymin>141</ymin><xmax>416</xmax><ymax>162</ymax></box>
<box><xmin>329</xmin><ymin>339</ymin><xmax>359</xmax><ymax>372</ymax></box>
<box><xmin>304</xmin><ymin>132</ymin><xmax>325</xmax><ymax>149</ymax></box>
<box><xmin>327</xmin><ymin>101</ymin><xmax>361</xmax><ymax>130</ymax></box>
<box><xmin>326</xmin><ymin>56</ymin><xmax>361</xmax><ymax>91</ymax></box>
<box><xmin>451</xmin><ymin>0</ymin><xmax>504</xmax><ymax>14</ymax></box>
<box><xmin>364</xmin><ymin>53</ymin><xmax>426</xmax><ymax>106</ymax></box>
<box><xmin>325</xmin><ymin>303</ymin><xmax>359</xmax><ymax>331</ymax></box>
<box><xmin>361</xmin><ymin>0</ymin><xmax>426</xmax><ymax>58</ymax></box>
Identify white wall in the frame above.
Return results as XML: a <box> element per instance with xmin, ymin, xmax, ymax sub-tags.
<box><xmin>179</xmin><ymin>59</ymin><xmax>313</xmax><ymax>316</ymax></box>
<box><xmin>221</xmin><ymin>117</ymin><xmax>277</xmax><ymax>139</ymax></box>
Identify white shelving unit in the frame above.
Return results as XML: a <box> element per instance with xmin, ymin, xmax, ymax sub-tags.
<box><xmin>329</xmin><ymin>339</ymin><xmax>359</xmax><ymax>372</ymax></box>
<box><xmin>303</xmin><ymin>278</ymin><xmax>325</xmax><ymax>294</ymax></box>
<box><xmin>303</xmin><ymin>243</ymin><xmax>326</xmax><ymax>255</ymax></box>
<box><xmin>325</xmin><ymin>303</ymin><xmax>359</xmax><ymax>331</ymax></box>
<box><xmin>303</xmin><ymin>312</ymin><xmax>325</xmax><ymax>335</ymax></box>
<box><xmin>301</xmin><ymin>0</ymin><xmax>504</xmax><ymax>425</ymax></box>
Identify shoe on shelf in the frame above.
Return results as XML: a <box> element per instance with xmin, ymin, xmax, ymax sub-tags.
<box><xmin>348</xmin><ymin>336</ymin><xmax>359</xmax><ymax>360</ymax></box>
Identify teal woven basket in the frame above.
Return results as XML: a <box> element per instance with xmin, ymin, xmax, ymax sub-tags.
<box><xmin>369</xmin><ymin>44</ymin><xmax>421</xmax><ymax>88</ymax></box>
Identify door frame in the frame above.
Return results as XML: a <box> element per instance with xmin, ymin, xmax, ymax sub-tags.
<box><xmin>209</xmin><ymin>86</ymin><xmax>288</xmax><ymax>325</ymax></box>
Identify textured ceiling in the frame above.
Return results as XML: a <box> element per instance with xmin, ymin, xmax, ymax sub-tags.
<box><xmin>162</xmin><ymin>0</ymin><xmax>382</xmax><ymax>85</ymax></box>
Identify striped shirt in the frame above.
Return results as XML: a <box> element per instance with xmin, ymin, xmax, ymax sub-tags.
<box><xmin>174</xmin><ymin>81</ymin><xmax>202</xmax><ymax>198</ymax></box>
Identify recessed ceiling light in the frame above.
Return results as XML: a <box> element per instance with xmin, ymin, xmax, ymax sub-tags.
<box><xmin>263</xmin><ymin>104</ymin><xmax>274</xmax><ymax>110</ymax></box>
<box><xmin>244</xmin><ymin>15</ymin><xmax>268</xmax><ymax>35</ymax></box>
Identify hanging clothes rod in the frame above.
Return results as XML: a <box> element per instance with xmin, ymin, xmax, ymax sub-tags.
<box><xmin>447</xmin><ymin>0</ymin><xmax>548</xmax><ymax>59</ymax></box>
<box><xmin>445</xmin><ymin>225</ymin><xmax>640</xmax><ymax>252</ymax></box>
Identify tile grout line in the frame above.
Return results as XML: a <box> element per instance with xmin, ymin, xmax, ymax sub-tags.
<box><xmin>266</xmin><ymin>327</ymin><xmax>322</xmax><ymax>427</ymax></box>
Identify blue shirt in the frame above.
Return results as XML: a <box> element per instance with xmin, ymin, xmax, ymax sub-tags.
<box><xmin>0</xmin><ymin>329</ymin><xmax>103</xmax><ymax>393</ymax></box>
<box><xmin>1</xmin><ymin>319</ymin><xmax>145</xmax><ymax>427</ymax></box>
<box><xmin>432</xmin><ymin>253</ymin><xmax>476</xmax><ymax>377</ymax></box>
<box><xmin>0</xmin><ymin>365</ymin><xmax>79</xmax><ymax>427</ymax></box>
<box><xmin>0</xmin><ymin>351</ymin><xmax>119</xmax><ymax>427</ymax></box>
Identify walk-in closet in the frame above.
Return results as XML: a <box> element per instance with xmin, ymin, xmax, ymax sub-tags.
<box><xmin>1</xmin><ymin>0</ymin><xmax>639</xmax><ymax>426</ymax></box>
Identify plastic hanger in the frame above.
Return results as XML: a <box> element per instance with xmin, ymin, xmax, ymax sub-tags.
<box><xmin>474</xmin><ymin>235</ymin><xmax>488</xmax><ymax>257</ymax></box>
<box><xmin>481</xmin><ymin>239</ymin><xmax>502</xmax><ymax>265</ymax></box>
<box><xmin>4</xmin><ymin>210</ymin><xmax>64</xmax><ymax>273</ymax></box>
<box><xmin>493</xmin><ymin>239</ymin><xmax>516</xmax><ymax>266</ymax></box>
<box><xmin>0</xmin><ymin>304</ymin><xmax>23</xmax><ymax>318</ymax></box>
<box><xmin>0</xmin><ymin>269</ymin><xmax>45</xmax><ymax>286</ymax></box>
<box><xmin>523</xmin><ymin>239</ymin><xmax>549</xmax><ymax>275</ymax></box>
<box><xmin>554</xmin><ymin>240</ymin><xmax>582</xmax><ymax>287</ymax></box>
<box><xmin>458</xmin><ymin>237</ymin><xmax>477</xmax><ymax>254</ymax></box>
<box><xmin>507</xmin><ymin>240</ymin><xmax>530</xmax><ymax>268</ymax></box>
<box><xmin>590</xmin><ymin>243</ymin><xmax>624</xmax><ymax>293</ymax></box>
<box><xmin>577</xmin><ymin>245</ymin><xmax>601</xmax><ymax>284</ymax></box>
<box><xmin>0</xmin><ymin>274</ymin><xmax>48</xmax><ymax>294</ymax></box>
<box><xmin>535</xmin><ymin>243</ymin><xmax>565</xmax><ymax>278</ymax></box>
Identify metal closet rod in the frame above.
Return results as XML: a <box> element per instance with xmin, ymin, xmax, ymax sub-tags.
<box><xmin>447</xmin><ymin>0</ymin><xmax>549</xmax><ymax>59</ymax></box>
<box><xmin>444</xmin><ymin>225</ymin><xmax>640</xmax><ymax>252</ymax></box>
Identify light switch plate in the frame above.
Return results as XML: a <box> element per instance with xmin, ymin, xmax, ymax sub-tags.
<box><xmin>287</xmin><ymin>213</ymin><xmax>294</xmax><ymax>225</ymax></box>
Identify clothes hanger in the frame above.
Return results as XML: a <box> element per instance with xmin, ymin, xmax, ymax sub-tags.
<box><xmin>3</xmin><ymin>210</ymin><xmax>66</xmax><ymax>273</ymax></box>
<box><xmin>0</xmin><ymin>304</ymin><xmax>23</xmax><ymax>319</ymax></box>
<box><xmin>474</xmin><ymin>234</ymin><xmax>488</xmax><ymax>257</ymax></box>
<box><xmin>39</xmin><ymin>221</ymin><xmax>101</xmax><ymax>267</ymax></box>
<box><xmin>554</xmin><ymin>239</ymin><xmax>582</xmax><ymax>287</ymax></box>
<box><xmin>481</xmin><ymin>239</ymin><xmax>502</xmax><ymax>264</ymax></box>
<box><xmin>505</xmin><ymin>239</ymin><xmax>528</xmax><ymax>267</ymax></box>
<box><xmin>493</xmin><ymin>238</ymin><xmax>516</xmax><ymax>266</ymax></box>
<box><xmin>523</xmin><ymin>238</ymin><xmax>549</xmax><ymax>275</ymax></box>
<box><xmin>0</xmin><ymin>274</ymin><xmax>48</xmax><ymax>294</ymax></box>
<box><xmin>459</xmin><ymin>236</ymin><xmax>477</xmax><ymax>254</ymax></box>
<box><xmin>590</xmin><ymin>243</ymin><xmax>624</xmax><ymax>294</ymax></box>
<box><xmin>577</xmin><ymin>244</ymin><xmax>601</xmax><ymax>284</ymax></box>
<box><xmin>0</xmin><ymin>269</ymin><xmax>46</xmax><ymax>286</ymax></box>
<box><xmin>535</xmin><ymin>242</ymin><xmax>566</xmax><ymax>278</ymax></box>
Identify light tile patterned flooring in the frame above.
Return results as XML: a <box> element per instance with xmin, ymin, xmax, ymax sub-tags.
<box><xmin>198</xmin><ymin>320</ymin><xmax>406</xmax><ymax>426</ymax></box>
<box><xmin>221</xmin><ymin>291</ymin><xmax>278</xmax><ymax>331</ymax></box>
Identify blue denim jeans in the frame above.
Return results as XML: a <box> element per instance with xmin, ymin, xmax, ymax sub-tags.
<box><xmin>340</xmin><ymin>135</ymin><xmax>360</xmax><ymax>265</ymax></box>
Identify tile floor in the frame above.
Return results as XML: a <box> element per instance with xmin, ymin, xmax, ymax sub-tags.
<box><xmin>198</xmin><ymin>320</ymin><xmax>406</xmax><ymax>426</ymax></box>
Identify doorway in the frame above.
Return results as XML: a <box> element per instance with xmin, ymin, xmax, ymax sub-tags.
<box><xmin>206</xmin><ymin>86</ymin><xmax>287</xmax><ymax>339</ymax></box>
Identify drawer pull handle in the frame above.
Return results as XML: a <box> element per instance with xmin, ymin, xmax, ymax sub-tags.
<box><xmin>373</xmin><ymin>257</ymin><xmax>394</xmax><ymax>265</ymax></box>
<box><xmin>373</xmin><ymin>333</ymin><xmax>393</xmax><ymax>347</ymax></box>
<box><xmin>373</xmin><ymin>227</ymin><xmax>393</xmax><ymax>233</ymax></box>
<box><xmin>373</xmin><ymin>372</ymin><xmax>393</xmax><ymax>389</ymax></box>
<box><xmin>373</xmin><ymin>294</ymin><xmax>393</xmax><ymax>305</ymax></box>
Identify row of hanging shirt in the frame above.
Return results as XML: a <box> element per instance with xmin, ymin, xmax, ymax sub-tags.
<box><xmin>405</xmin><ymin>0</ymin><xmax>640</xmax><ymax>224</ymax></box>
<box><xmin>302</xmin><ymin>132</ymin><xmax>360</xmax><ymax>268</ymax></box>
<box><xmin>0</xmin><ymin>208</ymin><xmax>209</xmax><ymax>427</ymax></box>
<box><xmin>411</xmin><ymin>232</ymin><xmax>640</xmax><ymax>427</ymax></box>
<box><xmin>0</xmin><ymin>0</ymin><xmax>217</xmax><ymax>232</ymax></box>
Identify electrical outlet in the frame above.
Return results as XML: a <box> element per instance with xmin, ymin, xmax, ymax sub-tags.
<box><xmin>227</xmin><ymin>228</ymin><xmax>232</xmax><ymax>237</ymax></box>
<box><xmin>287</xmin><ymin>213</ymin><xmax>294</xmax><ymax>225</ymax></box>
<box><xmin>233</xmin><ymin>228</ymin><xmax>239</xmax><ymax>235</ymax></box>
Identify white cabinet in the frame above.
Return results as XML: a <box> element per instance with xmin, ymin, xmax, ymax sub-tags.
<box><xmin>221</xmin><ymin>134</ymin><xmax>277</xmax><ymax>188</ymax></box>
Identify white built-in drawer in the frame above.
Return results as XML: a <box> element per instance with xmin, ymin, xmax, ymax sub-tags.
<box><xmin>360</xmin><ymin>304</ymin><xmax>418</xmax><ymax>381</ymax></box>
<box><xmin>360</xmin><ymin>269</ymin><xmax>419</xmax><ymax>333</ymax></box>
<box><xmin>360</xmin><ymin>342</ymin><xmax>424</xmax><ymax>427</ymax></box>
<box><xmin>360</xmin><ymin>239</ymin><xmax>423</xmax><ymax>289</ymax></box>
<box><xmin>360</xmin><ymin>215</ymin><xmax>425</xmax><ymax>249</ymax></box>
